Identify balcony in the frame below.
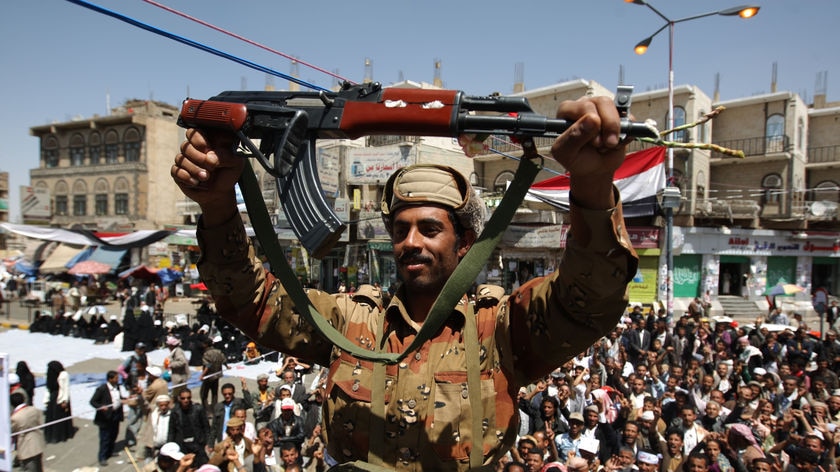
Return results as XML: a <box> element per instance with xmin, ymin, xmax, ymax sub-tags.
<box><xmin>712</xmin><ymin>135</ymin><xmax>790</xmax><ymax>159</ymax></box>
<box><xmin>695</xmin><ymin>199</ymin><xmax>761</xmax><ymax>219</ymax></box>
<box><xmin>808</xmin><ymin>145</ymin><xmax>840</xmax><ymax>164</ymax></box>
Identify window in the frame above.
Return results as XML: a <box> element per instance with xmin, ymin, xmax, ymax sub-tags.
<box><xmin>813</xmin><ymin>181</ymin><xmax>839</xmax><ymax>203</ymax></box>
<box><xmin>494</xmin><ymin>171</ymin><xmax>515</xmax><ymax>193</ymax></box>
<box><xmin>696</xmin><ymin>111</ymin><xmax>707</xmax><ymax>143</ymax></box>
<box><xmin>797</xmin><ymin>118</ymin><xmax>805</xmax><ymax>151</ymax></box>
<box><xmin>766</xmin><ymin>114</ymin><xmax>785</xmax><ymax>153</ymax></box>
<box><xmin>89</xmin><ymin>132</ymin><xmax>101</xmax><ymax>165</ymax></box>
<box><xmin>104</xmin><ymin>130</ymin><xmax>119</xmax><ymax>164</ymax></box>
<box><xmin>762</xmin><ymin>173</ymin><xmax>783</xmax><ymax>204</ymax></box>
<box><xmin>666</xmin><ymin>106</ymin><xmax>687</xmax><ymax>142</ymax></box>
<box><xmin>55</xmin><ymin>195</ymin><xmax>68</xmax><ymax>216</ymax></box>
<box><xmin>70</xmin><ymin>134</ymin><xmax>85</xmax><ymax>166</ymax></box>
<box><xmin>73</xmin><ymin>195</ymin><xmax>87</xmax><ymax>216</ymax></box>
<box><xmin>95</xmin><ymin>194</ymin><xmax>108</xmax><ymax>216</ymax></box>
<box><xmin>115</xmin><ymin>193</ymin><xmax>129</xmax><ymax>215</ymax></box>
<box><xmin>124</xmin><ymin>127</ymin><xmax>142</xmax><ymax>162</ymax></box>
<box><xmin>43</xmin><ymin>136</ymin><xmax>59</xmax><ymax>168</ymax></box>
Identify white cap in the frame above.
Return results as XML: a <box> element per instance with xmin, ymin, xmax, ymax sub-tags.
<box><xmin>159</xmin><ymin>442</ymin><xmax>184</xmax><ymax>460</ymax></box>
<box><xmin>146</xmin><ymin>366</ymin><xmax>162</xmax><ymax>377</ymax></box>
<box><xmin>638</xmin><ymin>451</ymin><xmax>660</xmax><ymax>464</ymax></box>
<box><xmin>753</xmin><ymin>367</ymin><xmax>767</xmax><ymax>376</ymax></box>
<box><xmin>280</xmin><ymin>398</ymin><xmax>296</xmax><ymax>410</ymax></box>
<box><xmin>640</xmin><ymin>410</ymin><xmax>655</xmax><ymax>421</ymax></box>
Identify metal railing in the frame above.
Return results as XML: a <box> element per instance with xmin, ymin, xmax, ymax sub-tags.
<box><xmin>712</xmin><ymin>135</ymin><xmax>790</xmax><ymax>159</ymax></box>
<box><xmin>808</xmin><ymin>145</ymin><xmax>840</xmax><ymax>164</ymax></box>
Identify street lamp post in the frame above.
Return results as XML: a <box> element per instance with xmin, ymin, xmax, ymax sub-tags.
<box><xmin>627</xmin><ymin>0</ymin><xmax>759</xmax><ymax>318</ymax></box>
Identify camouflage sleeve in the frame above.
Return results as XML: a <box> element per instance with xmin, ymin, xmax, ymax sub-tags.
<box><xmin>505</xmin><ymin>187</ymin><xmax>638</xmax><ymax>383</ymax></box>
<box><xmin>196</xmin><ymin>213</ymin><xmax>341</xmax><ymax>366</ymax></box>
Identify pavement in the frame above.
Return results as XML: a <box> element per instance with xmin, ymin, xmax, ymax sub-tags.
<box><xmin>1</xmin><ymin>295</ymin><xmax>287</xmax><ymax>472</ymax></box>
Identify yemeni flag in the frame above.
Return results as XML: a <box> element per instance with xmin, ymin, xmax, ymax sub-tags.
<box><xmin>526</xmin><ymin>146</ymin><xmax>666</xmax><ymax>218</ymax></box>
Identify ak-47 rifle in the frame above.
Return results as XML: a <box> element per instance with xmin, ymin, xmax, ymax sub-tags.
<box><xmin>178</xmin><ymin>81</ymin><xmax>658</xmax><ymax>258</ymax></box>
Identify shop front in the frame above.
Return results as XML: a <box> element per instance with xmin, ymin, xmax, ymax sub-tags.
<box><xmin>674</xmin><ymin>226</ymin><xmax>840</xmax><ymax>304</ymax></box>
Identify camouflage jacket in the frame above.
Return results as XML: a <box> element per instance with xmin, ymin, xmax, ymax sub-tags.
<box><xmin>197</xmin><ymin>195</ymin><xmax>637</xmax><ymax>471</ymax></box>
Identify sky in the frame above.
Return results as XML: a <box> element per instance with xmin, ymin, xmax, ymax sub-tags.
<box><xmin>1</xmin><ymin>0</ymin><xmax>838</xmax><ymax>223</ymax></box>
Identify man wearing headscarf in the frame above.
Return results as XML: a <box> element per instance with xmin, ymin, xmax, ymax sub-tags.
<box><xmin>166</xmin><ymin>335</ymin><xmax>190</xmax><ymax>396</ymax></box>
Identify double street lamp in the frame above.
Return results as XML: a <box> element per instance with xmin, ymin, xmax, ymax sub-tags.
<box><xmin>626</xmin><ymin>0</ymin><xmax>759</xmax><ymax>318</ymax></box>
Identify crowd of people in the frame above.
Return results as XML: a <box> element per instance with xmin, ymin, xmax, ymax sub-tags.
<box><xmin>498</xmin><ymin>302</ymin><xmax>840</xmax><ymax>472</ymax></box>
<box><xmin>11</xmin><ymin>275</ymin><xmax>840</xmax><ymax>472</ymax></box>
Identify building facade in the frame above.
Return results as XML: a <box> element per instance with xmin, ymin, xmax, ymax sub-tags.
<box><xmin>29</xmin><ymin>99</ymin><xmax>183</xmax><ymax>231</ymax></box>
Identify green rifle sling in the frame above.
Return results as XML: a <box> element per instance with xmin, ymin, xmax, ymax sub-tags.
<box><xmin>239</xmin><ymin>155</ymin><xmax>542</xmax><ymax>363</ymax></box>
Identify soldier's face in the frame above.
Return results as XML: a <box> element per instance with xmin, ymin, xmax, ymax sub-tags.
<box><xmin>392</xmin><ymin>205</ymin><xmax>470</xmax><ymax>295</ymax></box>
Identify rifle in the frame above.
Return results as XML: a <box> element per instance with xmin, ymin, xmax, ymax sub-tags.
<box><xmin>178</xmin><ymin>81</ymin><xmax>658</xmax><ymax>258</ymax></box>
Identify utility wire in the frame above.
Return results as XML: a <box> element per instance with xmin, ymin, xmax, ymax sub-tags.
<box><xmin>65</xmin><ymin>0</ymin><xmax>327</xmax><ymax>92</ymax></box>
<box><xmin>140</xmin><ymin>0</ymin><xmax>353</xmax><ymax>85</ymax></box>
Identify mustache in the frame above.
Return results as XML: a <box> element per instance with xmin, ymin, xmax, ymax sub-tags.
<box><xmin>397</xmin><ymin>250</ymin><xmax>431</xmax><ymax>265</ymax></box>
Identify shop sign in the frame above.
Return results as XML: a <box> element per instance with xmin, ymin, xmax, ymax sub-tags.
<box><xmin>346</xmin><ymin>146</ymin><xmax>411</xmax><ymax>184</ymax></box>
<box><xmin>502</xmin><ymin>225</ymin><xmax>567</xmax><ymax>248</ymax></box>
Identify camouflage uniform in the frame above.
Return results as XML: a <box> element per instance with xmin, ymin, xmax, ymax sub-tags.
<box><xmin>196</xmin><ymin>194</ymin><xmax>637</xmax><ymax>471</ymax></box>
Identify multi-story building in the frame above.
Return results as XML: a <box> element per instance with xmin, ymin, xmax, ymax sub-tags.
<box><xmin>27</xmin><ymin>78</ymin><xmax>835</xmax><ymax>311</ymax></box>
<box><xmin>29</xmin><ymin>99</ymin><xmax>183</xmax><ymax>231</ymax></box>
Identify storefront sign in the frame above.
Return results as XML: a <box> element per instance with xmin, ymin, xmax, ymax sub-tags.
<box><xmin>346</xmin><ymin>146</ymin><xmax>412</xmax><ymax>184</ymax></box>
<box><xmin>502</xmin><ymin>225</ymin><xmax>568</xmax><ymax>248</ymax></box>
<box><xmin>682</xmin><ymin>228</ymin><xmax>840</xmax><ymax>257</ymax></box>
<box><xmin>317</xmin><ymin>146</ymin><xmax>341</xmax><ymax>196</ymax></box>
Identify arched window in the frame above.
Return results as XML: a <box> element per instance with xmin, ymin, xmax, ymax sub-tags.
<box><xmin>494</xmin><ymin>171</ymin><xmax>515</xmax><ymax>193</ymax></box>
<box><xmin>43</xmin><ymin>136</ymin><xmax>59</xmax><ymax>168</ymax></box>
<box><xmin>666</xmin><ymin>106</ymin><xmax>687</xmax><ymax>142</ymax></box>
<box><xmin>89</xmin><ymin>132</ymin><xmax>102</xmax><ymax>165</ymax></box>
<box><xmin>95</xmin><ymin>179</ymin><xmax>110</xmax><ymax>216</ymax></box>
<box><xmin>104</xmin><ymin>129</ymin><xmax>119</xmax><ymax>164</ymax></box>
<box><xmin>814</xmin><ymin>181</ymin><xmax>839</xmax><ymax>203</ymax></box>
<box><xmin>124</xmin><ymin>127</ymin><xmax>142</xmax><ymax>162</ymax></box>
<box><xmin>762</xmin><ymin>173</ymin><xmax>783</xmax><ymax>204</ymax></box>
<box><xmin>72</xmin><ymin>179</ymin><xmax>88</xmax><ymax>216</ymax></box>
<box><xmin>54</xmin><ymin>180</ymin><xmax>69</xmax><ymax>216</ymax></box>
<box><xmin>70</xmin><ymin>133</ymin><xmax>85</xmax><ymax>166</ymax></box>
<box><xmin>114</xmin><ymin>177</ymin><xmax>130</xmax><ymax>215</ymax></box>
<box><xmin>765</xmin><ymin>114</ymin><xmax>785</xmax><ymax>153</ymax></box>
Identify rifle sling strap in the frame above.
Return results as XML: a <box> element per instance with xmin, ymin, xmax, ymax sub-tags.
<box><xmin>239</xmin><ymin>154</ymin><xmax>542</xmax><ymax>364</ymax></box>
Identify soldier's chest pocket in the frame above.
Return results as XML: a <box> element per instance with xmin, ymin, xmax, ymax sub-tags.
<box><xmin>329</xmin><ymin>355</ymin><xmax>396</xmax><ymax>403</ymax></box>
<box><xmin>429</xmin><ymin>371</ymin><xmax>496</xmax><ymax>460</ymax></box>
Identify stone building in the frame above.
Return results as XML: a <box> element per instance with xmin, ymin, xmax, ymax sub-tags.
<box><xmin>29</xmin><ymin>99</ymin><xmax>183</xmax><ymax>231</ymax></box>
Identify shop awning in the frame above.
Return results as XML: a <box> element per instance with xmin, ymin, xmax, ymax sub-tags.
<box><xmin>86</xmin><ymin>247</ymin><xmax>128</xmax><ymax>272</ymax></box>
<box><xmin>39</xmin><ymin>244</ymin><xmax>87</xmax><ymax>274</ymax></box>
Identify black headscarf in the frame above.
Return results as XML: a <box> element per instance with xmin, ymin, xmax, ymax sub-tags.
<box><xmin>46</xmin><ymin>360</ymin><xmax>64</xmax><ymax>392</ymax></box>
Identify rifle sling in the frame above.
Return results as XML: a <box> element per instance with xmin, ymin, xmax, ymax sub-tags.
<box><xmin>239</xmin><ymin>155</ymin><xmax>542</xmax><ymax>363</ymax></box>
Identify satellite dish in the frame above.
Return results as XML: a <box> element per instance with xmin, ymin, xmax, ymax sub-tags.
<box><xmin>811</xmin><ymin>201</ymin><xmax>827</xmax><ymax>216</ymax></box>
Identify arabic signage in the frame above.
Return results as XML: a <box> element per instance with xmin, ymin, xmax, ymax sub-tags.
<box><xmin>681</xmin><ymin>229</ymin><xmax>840</xmax><ymax>257</ymax></box>
<box><xmin>500</xmin><ymin>225</ymin><xmax>660</xmax><ymax>249</ymax></box>
<box><xmin>346</xmin><ymin>146</ymin><xmax>412</xmax><ymax>184</ymax></box>
<box><xmin>317</xmin><ymin>146</ymin><xmax>341</xmax><ymax>197</ymax></box>
<box><xmin>502</xmin><ymin>225</ymin><xmax>567</xmax><ymax>248</ymax></box>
